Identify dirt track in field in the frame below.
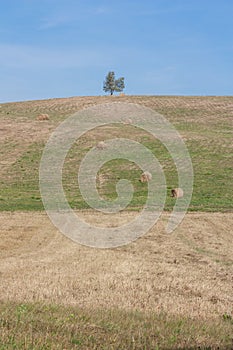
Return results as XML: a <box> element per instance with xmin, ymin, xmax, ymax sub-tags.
<box><xmin>0</xmin><ymin>211</ymin><xmax>232</xmax><ymax>319</ymax></box>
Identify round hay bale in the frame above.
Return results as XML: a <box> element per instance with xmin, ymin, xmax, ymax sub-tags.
<box><xmin>140</xmin><ymin>171</ymin><xmax>152</xmax><ymax>183</ymax></box>
<box><xmin>37</xmin><ymin>113</ymin><xmax>49</xmax><ymax>121</ymax></box>
<box><xmin>123</xmin><ymin>118</ymin><xmax>132</xmax><ymax>125</ymax></box>
<box><xmin>96</xmin><ymin>141</ymin><xmax>107</xmax><ymax>150</ymax></box>
<box><xmin>171</xmin><ymin>188</ymin><xmax>184</xmax><ymax>198</ymax></box>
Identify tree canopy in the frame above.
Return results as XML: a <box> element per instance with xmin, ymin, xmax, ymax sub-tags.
<box><xmin>103</xmin><ymin>71</ymin><xmax>125</xmax><ymax>95</ymax></box>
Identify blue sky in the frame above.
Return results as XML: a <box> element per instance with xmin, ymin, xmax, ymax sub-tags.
<box><xmin>0</xmin><ymin>0</ymin><xmax>232</xmax><ymax>102</ymax></box>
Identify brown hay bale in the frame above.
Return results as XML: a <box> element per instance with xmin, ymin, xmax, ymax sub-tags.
<box><xmin>123</xmin><ymin>118</ymin><xmax>132</xmax><ymax>125</ymax></box>
<box><xmin>171</xmin><ymin>188</ymin><xmax>184</xmax><ymax>198</ymax></box>
<box><xmin>140</xmin><ymin>171</ymin><xmax>152</xmax><ymax>183</ymax></box>
<box><xmin>37</xmin><ymin>113</ymin><xmax>49</xmax><ymax>121</ymax></box>
<box><xmin>96</xmin><ymin>141</ymin><xmax>107</xmax><ymax>150</ymax></box>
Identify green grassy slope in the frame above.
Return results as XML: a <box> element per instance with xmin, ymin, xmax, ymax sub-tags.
<box><xmin>0</xmin><ymin>95</ymin><xmax>232</xmax><ymax>211</ymax></box>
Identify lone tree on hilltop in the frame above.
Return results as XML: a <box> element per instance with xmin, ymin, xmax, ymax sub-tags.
<box><xmin>103</xmin><ymin>71</ymin><xmax>125</xmax><ymax>95</ymax></box>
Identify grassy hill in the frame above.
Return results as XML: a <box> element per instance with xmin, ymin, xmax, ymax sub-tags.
<box><xmin>0</xmin><ymin>95</ymin><xmax>233</xmax><ymax>349</ymax></box>
<box><xmin>0</xmin><ymin>95</ymin><xmax>232</xmax><ymax>212</ymax></box>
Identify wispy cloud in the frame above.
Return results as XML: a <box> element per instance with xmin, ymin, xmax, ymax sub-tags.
<box><xmin>39</xmin><ymin>14</ymin><xmax>72</xmax><ymax>29</ymax></box>
<box><xmin>94</xmin><ymin>6</ymin><xmax>110</xmax><ymax>15</ymax></box>
<box><xmin>39</xmin><ymin>5</ymin><xmax>111</xmax><ymax>30</ymax></box>
<box><xmin>0</xmin><ymin>43</ymin><xmax>124</xmax><ymax>69</ymax></box>
<box><xmin>137</xmin><ymin>5</ymin><xmax>192</xmax><ymax>16</ymax></box>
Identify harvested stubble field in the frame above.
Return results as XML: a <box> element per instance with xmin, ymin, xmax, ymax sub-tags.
<box><xmin>0</xmin><ymin>95</ymin><xmax>233</xmax><ymax>349</ymax></box>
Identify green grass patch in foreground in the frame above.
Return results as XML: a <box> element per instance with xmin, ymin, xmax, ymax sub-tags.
<box><xmin>0</xmin><ymin>302</ymin><xmax>233</xmax><ymax>349</ymax></box>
